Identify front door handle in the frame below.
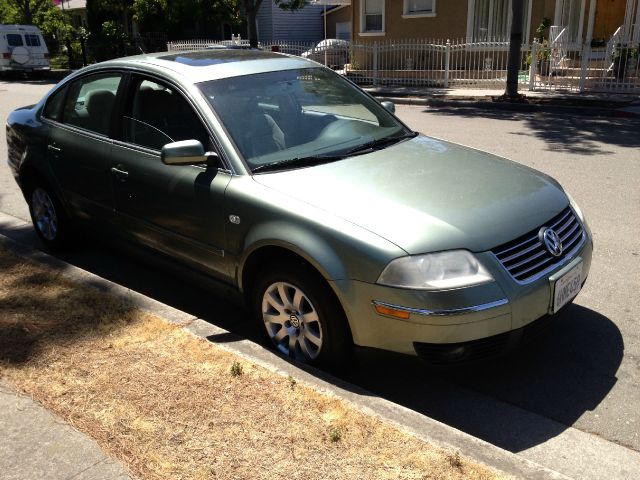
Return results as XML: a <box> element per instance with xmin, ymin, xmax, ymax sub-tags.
<box><xmin>47</xmin><ymin>144</ymin><xmax>61</xmax><ymax>153</ymax></box>
<box><xmin>111</xmin><ymin>166</ymin><xmax>129</xmax><ymax>181</ymax></box>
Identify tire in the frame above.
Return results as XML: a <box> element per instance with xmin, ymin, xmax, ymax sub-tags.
<box><xmin>25</xmin><ymin>179</ymin><xmax>73</xmax><ymax>251</ymax></box>
<box><xmin>251</xmin><ymin>261</ymin><xmax>352</xmax><ymax>368</ymax></box>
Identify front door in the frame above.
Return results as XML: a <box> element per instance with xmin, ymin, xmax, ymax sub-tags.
<box><xmin>110</xmin><ymin>75</ymin><xmax>231</xmax><ymax>280</ymax></box>
<box><xmin>594</xmin><ymin>0</ymin><xmax>628</xmax><ymax>41</ymax></box>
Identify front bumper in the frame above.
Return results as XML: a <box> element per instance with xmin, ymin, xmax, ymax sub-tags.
<box><xmin>331</xmin><ymin>230</ymin><xmax>593</xmax><ymax>358</ymax></box>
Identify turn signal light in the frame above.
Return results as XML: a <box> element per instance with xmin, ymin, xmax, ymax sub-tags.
<box><xmin>2</xmin><ymin>53</ymin><xmax>11</xmax><ymax>59</ymax></box>
<box><xmin>373</xmin><ymin>303</ymin><xmax>410</xmax><ymax>320</ymax></box>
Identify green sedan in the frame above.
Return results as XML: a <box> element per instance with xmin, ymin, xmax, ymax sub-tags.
<box><xmin>6</xmin><ymin>50</ymin><xmax>593</xmax><ymax>366</ymax></box>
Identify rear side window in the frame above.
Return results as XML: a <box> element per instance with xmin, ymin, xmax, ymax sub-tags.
<box><xmin>7</xmin><ymin>34</ymin><xmax>23</xmax><ymax>47</ymax></box>
<box><xmin>43</xmin><ymin>87</ymin><xmax>66</xmax><ymax>122</ymax></box>
<box><xmin>24</xmin><ymin>34</ymin><xmax>41</xmax><ymax>47</ymax></box>
<box><xmin>63</xmin><ymin>73</ymin><xmax>122</xmax><ymax>136</ymax></box>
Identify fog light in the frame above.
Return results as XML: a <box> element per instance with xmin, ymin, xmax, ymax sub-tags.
<box><xmin>442</xmin><ymin>346</ymin><xmax>466</xmax><ymax>361</ymax></box>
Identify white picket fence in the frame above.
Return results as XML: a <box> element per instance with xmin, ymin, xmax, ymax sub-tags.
<box><xmin>167</xmin><ymin>37</ymin><xmax>640</xmax><ymax>93</ymax></box>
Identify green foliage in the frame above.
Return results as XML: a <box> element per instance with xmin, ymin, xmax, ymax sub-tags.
<box><xmin>536</xmin><ymin>17</ymin><xmax>551</xmax><ymax>42</ymax></box>
<box><xmin>35</xmin><ymin>5</ymin><xmax>74</xmax><ymax>37</ymax></box>
<box><xmin>131</xmin><ymin>0</ymin><xmax>167</xmax><ymax>32</ymax></box>
<box><xmin>230</xmin><ymin>361</ymin><xmax>244</xmax><ymax>377</ymax></box>
<box><xmin>328</xmin><ymin>426</ymin><xmax>342</xmax><ymax>442</ymax></box>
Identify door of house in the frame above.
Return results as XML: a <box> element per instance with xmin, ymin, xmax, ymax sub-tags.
<box><xmin>554</xmin><ymin>0</ymin><xmax>585</xmax><ymax>42</ymax></box>
<box><xmin>593</xmin><ymin>0</ymin><xmax>628</xmax><ymax>41</ymax></box>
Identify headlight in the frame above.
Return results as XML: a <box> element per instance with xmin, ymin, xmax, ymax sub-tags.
<box><xmin>566</xmin><ymin>192</ymin><xmax>592</xmax><ymax>241</ymax></box>
<box><xmin>566</xmin><ymin>192</ymin><xmax>584</xmax><ymax>222</ymax></box>
<box><xmin>377</xmin><ymin>250</ymin><xmax>494</xmax><ymax>290</ymax></box>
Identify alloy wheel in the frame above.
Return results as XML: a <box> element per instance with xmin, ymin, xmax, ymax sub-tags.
<box><xmin>31</xmin><ymin>187</ymin><xmax>58</xmax><ymax>241</ymax></box>
<box><xmin>261</xmin><ymin>281</ymin><xmax>323</xmax><ymax>361</ymax></box>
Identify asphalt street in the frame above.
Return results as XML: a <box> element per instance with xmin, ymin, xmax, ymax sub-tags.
<box><xmin>1</xmin><ymin>78</ymin><xmax>639</xmax><ymax>478</ymax></box>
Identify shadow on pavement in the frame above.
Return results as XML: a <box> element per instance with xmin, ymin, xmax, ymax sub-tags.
<box><xmin>0</xmin><ymin>74</ymin><xmax>58</xmax><ymax>87</ymax></box>
<box><xmin>0</xmin><ymin>221</ymin><xmax>623</xmax><ymax>454</ymax></box>
<box><xmin>341</xmin><ymin>303</ymin><xmax>622</xmax><ymax>453</ymax></box>
<box><xmin>425</xmin><ymin>106</ymin><xmax>640</xmax><ymax>155</ymax></box>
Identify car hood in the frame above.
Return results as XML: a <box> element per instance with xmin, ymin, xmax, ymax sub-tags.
<box><xmin>253</xmin><ymin>135</ymin><xmax>569</xmax><ymax>254</ymax></box>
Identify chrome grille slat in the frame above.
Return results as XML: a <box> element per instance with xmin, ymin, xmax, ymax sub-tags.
<box><xmin>512</xmin><ymin>256</ymin><xmax>556</xmax><ymax>279</ymax></box>
<box><xmin>560</xmin><ymin>222</ymin><xmax>580</xmax><ymax>242</ymax></box>
<box><xmin>499</xmin><ymin>241</ymin><xmax>544</xmax><ymax>263</ymax></box>
<box><xmin>491</xmin><ymin>207</ymin><xmax>585</xmax><ymax>283</ymax></box>
<box><xmin>550</xmin><ymin>209</ymin><xmax>572</xmax><ymax>229</ymax></box>
<box><xmin>505</xmin><ymin>248</ymin><xmax>547</xmax><ymax>271</ymax></box>
<box><xmin>556</xmin><ymin>216</ymin><xmax>577</xmax><ymax>235</ymax></box>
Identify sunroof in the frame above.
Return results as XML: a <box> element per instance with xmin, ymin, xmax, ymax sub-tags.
<box><xmin>159</xmin><ymin>49</ymin><xmax>282</xmax><ymax>66</ymax></box>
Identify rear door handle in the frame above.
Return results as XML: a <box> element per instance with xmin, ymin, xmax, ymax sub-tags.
<box><xmin>111</xmin><ymin>166</ymin><xmax>129</xmax><ymax>181</ymax></box>
<box><xmin>47</xmin><ymin>144</ymin><xmax>61</xmax><ymax>152</ymax></box>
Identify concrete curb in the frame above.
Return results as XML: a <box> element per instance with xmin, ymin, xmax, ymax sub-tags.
<box><xmin>0</xmin><ymin>211</ymin><xmax>569</xmax><ymax>480</ymax></box>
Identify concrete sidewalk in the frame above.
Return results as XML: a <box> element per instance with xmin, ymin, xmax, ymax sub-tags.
<box><xmin>0</xmin><ymin>380</ymin><xmax>131</xmax><ymax>480</ymax></box>
<box><xmin>364</xmin><ymin>85</ymin><xmax>640</xmax><ymax>117</ymax></box>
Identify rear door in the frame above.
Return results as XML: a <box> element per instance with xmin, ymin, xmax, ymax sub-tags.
<box><xmin>45</xmin><ymin>71</ymin><xmax>124</xmax><ymax>221</ymax></box>
<box><xmin>110</xmin><ymin>74</ymin><xmax>232</xmax><ymax>279</ymax></box>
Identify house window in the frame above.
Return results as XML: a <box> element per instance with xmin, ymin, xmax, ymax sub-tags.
<box><xmin>361</xmin><ymin>0</ymin><xmax>385</xmax><ymax>34</ymax></box>
<box><xmin>403</xmin><ymin>0</ymin><xmax>436</xmax><ymax>17</ymax></box>
<box><xmin>467</xmin><ymin>0</ymin><xmax>531</xmax><ymax>41</ymax></box>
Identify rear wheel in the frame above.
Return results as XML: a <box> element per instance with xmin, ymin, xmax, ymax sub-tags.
<box><xmin>252</xmin><ymin>262</ymin><xmax>352</xmax><ymax>368</ymax></box>
<box><xmin>26</xmin><ymin>180</ymin><xmax>73</xmax><ymax>251</ymax></box>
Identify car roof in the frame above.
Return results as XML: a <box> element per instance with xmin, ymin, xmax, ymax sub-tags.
<box><xmin>93</xmin><ymin>49</ymin><xmax>318</xmax><ymax>84</ymax></box>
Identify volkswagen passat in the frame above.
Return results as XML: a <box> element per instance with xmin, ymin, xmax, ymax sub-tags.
<box><xmin>6</xmin><ymin>50</ymin><xmax>592</xmax><ymax>366</ymax></box>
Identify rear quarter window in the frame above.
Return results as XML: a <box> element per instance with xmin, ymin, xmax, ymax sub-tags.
<box><xmin>7</xmin><ymin>34</ymin><xmax>24</xmax><ymax>47</ymax></box>
<box><xmin>24</xmin><ymin>34</ymin><xmax>41</xmax><ymax>47</ymax></box>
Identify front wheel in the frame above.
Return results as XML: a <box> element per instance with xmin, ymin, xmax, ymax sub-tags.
<box><xmin>252</xmin><ymin>263</ymin><xmax>352</xmax><ymax>368</ymax></box>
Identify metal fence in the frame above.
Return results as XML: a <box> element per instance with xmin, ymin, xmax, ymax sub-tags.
<box><xmin>167</xmin><ymin>36</ymin><xmax>640</xmax><ymax>93</ymax></box>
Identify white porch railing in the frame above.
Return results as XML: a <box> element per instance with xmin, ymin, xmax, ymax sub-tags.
<box><xmin>167</xmin><ymin>37</ymin><xmax>640</xmax><ymax>93</ymax></box>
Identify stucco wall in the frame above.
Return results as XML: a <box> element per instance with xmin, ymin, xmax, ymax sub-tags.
<box><xmin>352</xmin><ymin>0</ymin><xmax>554</xmax><ymax>43</ymax></box>
<box><xmin>326</xmin><ymin>6</ymin><xmax>352</xmax><ymax>39</ymax></box>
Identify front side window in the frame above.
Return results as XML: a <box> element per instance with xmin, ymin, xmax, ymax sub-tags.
<box><xmin>199</xmin><ymin>68</ymin><xmax>411</xmax><ymax>172</ymax></box>
<box><xmin>7</xmin><ymin>34</ymin><xmax>23</xmax><ymax>47</ymax></box>
<box><xmin>24</xmin><ymin>34</ymin><xmax>41</xmax><ymax>47</ymax></box>
<box><xmin>404</xmin><ymin>0</ymin><xmax>435</xmax><ymax>16</ymax></box>
<box><xmin>123</xmin><ymin>78</ymin><xmax>209</xmax><ymax>151</ymax></box>
<box><xmin>62</xmin><ymin>73</ymin><xmax>122</xmax><ymax>136</ymax></box>
<box><xmin>362</xmin><ymin>0</ymin><xmax>384</xmax><ymax>33</ymax></box>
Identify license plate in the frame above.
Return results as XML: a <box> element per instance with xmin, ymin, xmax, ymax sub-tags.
<box><xmin>552</xmin><ymin>262</ymin><xmax>583</xmax><ymax>313</ymax></box>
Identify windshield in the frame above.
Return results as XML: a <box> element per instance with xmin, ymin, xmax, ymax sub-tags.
<box><xmin>198</xmin><ymin>68</ymin><xmax>410</xmax><ymax>172</ymax></box>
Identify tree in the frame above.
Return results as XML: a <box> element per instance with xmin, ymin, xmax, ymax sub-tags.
<box><xmin>2</xmin><ymin>0</ymin><xmax>55</xmax><ymax>24</ymax></box>
<box><xmin>240</xmin><ymin>0</ymin><xmax>305</xmax><ymax>48</ymax></box>
<box><xmin>504</xmin><ymin>0</ymin><xmax>525</xmax><ymax>99</ymax></box>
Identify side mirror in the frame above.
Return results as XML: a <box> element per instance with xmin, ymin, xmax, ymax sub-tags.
<box><xmin>161</xmin><ymin>139</ymin><xmax>218</xmax><ymax>166</ymax></box>
<box><xmin>381</xmin><ymin>101</ymin><xmax>396</xmax><ymax>114</ymax></box>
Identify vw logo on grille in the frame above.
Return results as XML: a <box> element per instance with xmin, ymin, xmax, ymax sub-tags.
<box><xmin>540</xmin><ymin>227</ymin><xmax>563</xmax><ymax>257</ymax></box>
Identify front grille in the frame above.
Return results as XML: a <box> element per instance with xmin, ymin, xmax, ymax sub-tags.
<box><xmin>491</xmin><ymin>206</ymin><xmax>585</xmax><ymax>283</ymax></box>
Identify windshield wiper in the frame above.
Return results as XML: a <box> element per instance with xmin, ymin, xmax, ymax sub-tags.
<box><xmin>251</xmin><ymin>131</ymin><xmax>418</xmax><ymax>174</ymax></box>
<box><xmin>345</xmin><ymin>131</ymin><xmax>418</xmax><ymax>156</ymax></box>
<box><xmin>252</xmin><ymin>154</ymin><xmax>345</xmax><ymax>173</ymax></box>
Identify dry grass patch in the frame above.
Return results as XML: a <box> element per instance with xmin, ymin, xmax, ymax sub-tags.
<box><xmin>0</xmin><ymin>246</ymin><xmax>508</xmax><ymax>480</ymax></box>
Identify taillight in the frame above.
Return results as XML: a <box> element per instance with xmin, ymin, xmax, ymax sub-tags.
<box><xmin>44</xmin><ymin>53</ymin><xmax>50</xmax><ymax>59</ymax></box>
<box><xmin>2</xmin><ymin>53</ymin><xmax>10</xmax><ymax>60</ymax></box>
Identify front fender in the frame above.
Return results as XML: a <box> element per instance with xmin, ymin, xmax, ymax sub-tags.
<box><xmin>239</xmin><ymin>221</ymin><xmax>349</xmax><ymax>289</ymax></box>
